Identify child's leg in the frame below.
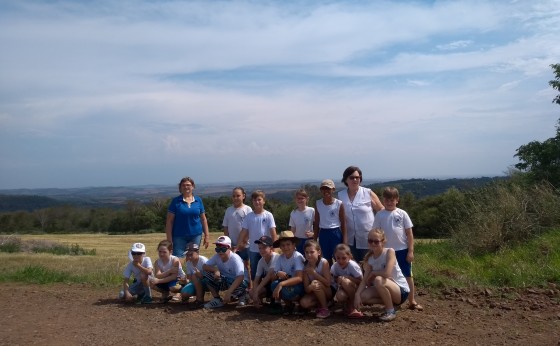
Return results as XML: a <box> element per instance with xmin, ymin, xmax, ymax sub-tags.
<box><xmin>140</xmin><ymin>273</ymin><xmax>152</xmax><ymax>299</ymax></box>
<box><xmin>371</xmin><ymin>276</ymin><xmax>401</xmax><ymax>311</ymax></box>
<box><xmin>339</xmin><ymin>278</ymin><xmax>358</xmax><ymax>311</ymax></box>
<box><xmin>192</xmin><ymin>276</ymin><xmax>205</xmax><ymax>302</ymax></box>
<box><xmin>299</xmin><ymin>293</ymin><xmax>318</xmax><ymax>309</ymax></box>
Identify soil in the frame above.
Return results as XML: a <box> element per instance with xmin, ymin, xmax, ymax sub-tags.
<box><xmin>0</xmin><ymin>283</ymin><xmax>558</xmax><ymax>346</ymax></box>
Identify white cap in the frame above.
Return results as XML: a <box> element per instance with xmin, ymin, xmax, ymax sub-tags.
<box><xmin>213</xmin><ymin>236</ymin><xmax>232</xmax><ymax>247</ymax></box>
<box><xmin>130</xmin><ymin>243</ymin><xmax>146</xmax><ymax>253</ymax></box>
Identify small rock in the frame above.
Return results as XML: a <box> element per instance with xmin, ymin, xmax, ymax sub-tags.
<box><xmin>484</xmin><ymin>288</ymin><xmax>492</xmax><ymax>296</ymax></box>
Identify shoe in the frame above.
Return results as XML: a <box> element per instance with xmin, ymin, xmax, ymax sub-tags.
<box><xmin>193</xmin><ymin>300</ymin><xmax>205</xmax><ymax>309</ymax></box>
<box><xmin>268</xmin><ymin>303</ymin><xmax>283</xmax><ymax>315</ymax></box>
<box><xmin>137</xmin><ymin>296</ymin><xmax>153</xmax><ymax>304</ymax></box>
<box><xmin>237</xmin><ymin>293</ymin><xmax>248</xmax><ymax>307</ymax></box>
<box><xmin>408</xmin><ymin>303</ymin><xmax>424</xmax><ymax>311</ymax></box>
<box><xmin>282</xmin><ymin>304</ymin><xmax>294</xmax><ymax>316</ymax></box>
<box><xmin>204</xmin><ymin>297</ymin><xmax>224</xmax><ymax>309</ymax></box>
<box><xmin>379</xmin><ymin>310</ymin><xmax>396</xmax><ymax>322</ymax></box>
<box><xmin>316</xmin><ymin>307</ymin><xmax>331</xmax><ymax>319</ymax></box>
<box><xmin>347</xmin><ymin>309</ymin><xmax>364</xmax><ymax>319</ymax></box>
<box><xmin>292</xmin><ymin>306</ymin><xmax>307</xmax><ymax>316</ymax></box>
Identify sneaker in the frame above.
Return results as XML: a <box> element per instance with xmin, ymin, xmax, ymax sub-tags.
<box><xmin>379</xmin><ymin>310</ymin><xmax>396</xmax><ymax>322</ymax></box>
<box><xmin>237</xmin><ymin>293</ymin><xmax>248</xmax><ymax>307</ymax></box>
<box><xmin>137</xmin><ymin>296</ymin><xmax>153</xmax><ymax>304</ymax></box>
<box><xmin>316</xmin><ymin>307</ymin><xmax>331</xmax><ymax>319</ymax></box>
<box><xmin>204</xmin><ymin>297</ymin><xmax>224</xmax><ymax>309</ymax></box>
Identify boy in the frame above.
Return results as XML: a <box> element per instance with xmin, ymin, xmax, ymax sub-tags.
<box><xmin>249</xmin><ymin>235</ymin><xmax>279</xmax><ymax>308</ymax></box>
<box><xmin>268</xmin><ymin>231</ymin><xmax>305</xmax><ymax>315</ymax></box>
<box><xmin>179</xmin><ymin>243</ymin><xmax>208</xmax><ymax>306</ymax></box>
<box><xmin>202</xmin><ymin>236</ymin><xmax>248</xmax><ymax>309</ymax></box>
<box><xmin>372</xmin><ymin>187</ymin><xmax>422</xmax><ymax>311</ymax></box>
<box><xmin>120</xmin><ymin>242</ymin><xmax>153</xmax><ymax>304</ymax></box>
<box><xmin>238</xmin><ymin>190</ymin><xmax>278</xmax><ymax>281</ymax></box>
<box><xmin>314</xmin><ymin>179</ymin><xmax>346</xmax><ymax>265</ymax></box>
<box><xmin>289</xmin><ymin>189</ymin><xmax>315</xmax><ymax>255</ymax></box>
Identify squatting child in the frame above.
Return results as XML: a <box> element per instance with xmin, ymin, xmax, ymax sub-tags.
<box><xmin>299</xmin><ymin>240</ymin><xmax>333</xmax><ymax>318</ymax></box>
<box><xmin>120</xmin><ymin>242</ymin><xmax>153</xmax><ymax>304</ymax></box>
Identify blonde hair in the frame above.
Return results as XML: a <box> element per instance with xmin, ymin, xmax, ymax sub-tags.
<box><xmin>363</xmin><ymin>228</ymin><xmax>386</xmax><ymax>263</ymax></box>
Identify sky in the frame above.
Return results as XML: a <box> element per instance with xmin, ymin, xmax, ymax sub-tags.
<box><xmin>1</xmin><ymin>0</ymin><xmax>560</xmax><ymax>189</ymax></box>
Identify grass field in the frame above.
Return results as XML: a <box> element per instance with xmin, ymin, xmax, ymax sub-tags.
<box><xmin>0</xmin><ymin>231</ymin><xmax>558</xmax><ymax>288</ymax></box>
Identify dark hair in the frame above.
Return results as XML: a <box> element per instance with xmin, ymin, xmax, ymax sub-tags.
<box><xmin>232</xmin><ymin>187</ymin><xmax>246</xmax><ymax>198</ymax></box>
<box><xmin>341</xmin><ymin>166</ymin><xmax>362</xmax><ymax>186</ymax></box>
<box><xmin>157</xmin><ymin>240</ymin><xmax>173</xmax><ymax>251</ymax></box>
<box><xmin>303</xmin><ymin>240</ymin><xmax>323</xmax><ymax>268</ymax></box>
<box><xmin>178</xmin><ymin>177</ymin><xmax>195</xmax><ymax>192</ymax></box>
<box><xmin>382</xmin><ymin>186</ymin><xmax>400</xmax><ymax>199</ymax></box>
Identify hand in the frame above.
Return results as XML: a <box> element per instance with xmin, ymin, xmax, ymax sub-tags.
<box><xmin>150</xmin><ymin>277</ymin><xmax>159</xmax><ymax>285</ymax></box>
<box><xmin>213</xmin><ymin>270</ymin><xmax>221</xmax><ymax>280</ymax></box>
<box><xmin>305</xmin><ymin>230</ymin><xmax>314</xmax><ymax>238</ymax></box>
<box><xmin>276</xmin><ymin>271</ymin><xmax>289</xmax><ymax>280</ymax></box>
<box><xmin>124</xmin><ymin>290</ymin><xmax>133</xmax><ymax>301</ymax></box>
<box><xmin>304</xmin><ymin>267</ymin><xmax>315</xmax><ymax>276</ymax></box>
<box><xmin>337</xmin><ymin>276</ymin><xmax>345</xmax><ymax>285</ymax></box>
<box><xmin>203</xmin><ymin>237</ymin><xmax>210</xmax><ymax>249</ymax></box>
<box><xmin>273</xmin><ymin>283</ymin><xmax>282</xmax><ymax>300</ymax></box>
<box><xmin>407</xmin><ymin>251</ymin><xmax>414</xmax><ymax>263</ymax></box>
<box><xmin>311</xmin><ymin>280</ymin><xmax>321</xmax><ymax>291</ymax></box>
<box><xmin>223</xmin><ymin>290</ymin><xmax>232</xmax><ymax>303</ymax></box>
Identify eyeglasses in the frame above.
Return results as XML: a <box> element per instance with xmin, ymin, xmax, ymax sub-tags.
<box><xmin>215</xmin><ymin>247</ymin><xmax>228</xmax><ymax>253</ymax></box>
<box><xmin>131</xmin><ymin>252</ymin><xmax>144</xmax><ymax>256</ymax></box>
<box><xmin>367</xmin><ymin>239</ymin><xmax>383</xmax><ymax>245</ymax></box>
<box><xmin>185</xmin><ymin>252</ymin><xmax>195</xmax><ymax>257</ymax></box>
<box><xmin>348</xmin><ymin>176</ymin><xmax>361</xmax><ymax>180</ymax></box>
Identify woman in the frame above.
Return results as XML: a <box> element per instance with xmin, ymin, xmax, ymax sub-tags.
<box><xmin>338</xmin><ymin>166</ymin><xmax>384</xmax><ymax>262</ymax></box>
<box><xmin>165</xmin><ymin>177</ymin><xmax>210</xmax><ymax>258</ymax></box>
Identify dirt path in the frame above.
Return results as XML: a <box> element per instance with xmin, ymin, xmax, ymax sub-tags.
<box><xmin>0</xmin><ymin>283</ymin><xmax>558</xmax><ymax>345</ymax></box>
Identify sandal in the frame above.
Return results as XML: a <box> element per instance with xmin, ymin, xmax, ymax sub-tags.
<box><xmin>408</xmin><ymin>303</ymin><xmax>424</xmax><ymax>311</ymax></box>
<box><xmin>347</xmin><ymin>310</ymin><xmax>364</xmax><ymax>319</ymax></box>
<box><xmin>170</xmin><ymin>295</ymin><xmax>182</xmax><ymax>302</ymax></box>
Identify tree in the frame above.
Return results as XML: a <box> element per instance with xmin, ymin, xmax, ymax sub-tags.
<box><xmin>514</xmin><ymin>64</ymin><xmax>560</xmax><ymax>187</ymax></box>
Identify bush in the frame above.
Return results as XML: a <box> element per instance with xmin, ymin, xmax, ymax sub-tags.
<box><xmin>0</xmin><ymin>236</ymin><xmax>22</xmax><ymax>253</ymax></box>
<box><xmin>0</xmin><ymin>236</ymin><xmax>96</xmax><ymax>255</ymax></box>
<box><xmin>446</xmin><ymin>182</ymin><xmax>560</xmax><ymax>255</ymax></box>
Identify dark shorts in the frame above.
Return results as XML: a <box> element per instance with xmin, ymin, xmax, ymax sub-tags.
<box><xmin>395</xmin><ymin>248</ymin><xmax>412</xmax><ymax>277</ymax></box>
<box><xmin>156</xmin><ymin>279</ymin><xmax>178</xmax><ymax>291</ymax></box>
<box><xmin>235</xmin><ymin>248</ymin><xmax>249</xmax><ymax>261</ymax></box>
<box><xmin>399</xmin><ymin>286</ymin><xmax>410</xmax><ymax>305</ymax></box>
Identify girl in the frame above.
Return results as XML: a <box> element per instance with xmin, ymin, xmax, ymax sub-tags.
<box><xmin>331</xmin><ymin>244</ymin><xmax>363</xmax><ymax>318</ymax></box>
<box><xmin>150</xmin><ymin>240</ymin><xmax>184</xmax><ymax>302</ymax></box>
<box><xmin>354</xmin><ymin>229</ymin><xmax>410</xmax><ymax>322</ymax></box>
<box><xmin>314</xmin><ymin>179</ymin><xmax>346</xmax><ymax>265</ymax></box>
<box><xmin>289</xmin><ymin>189</ymin><xmax>315</xmax><ymax>255</ymax></box>
<box><xmin>299</xmin><ymin>240</ymin><xmax>333</xmax><ymax>318</ymax></box>
<box><xmin>222</xmin><ymin>187</ymin><xmax>253</xmax><ymax>295</ymax></box>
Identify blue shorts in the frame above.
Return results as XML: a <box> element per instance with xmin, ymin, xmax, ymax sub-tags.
<box><xmin>318</xmin><ymin>227</ymin><xmax>342</xmax><ymax>263</ymax></box>
<box><xmin>127</xmin><ymin>279</ymin><xmax>144</xmax><ymax>296</ymax></box>
<box><xmin>156</xmin><ymin>279</ymin><xmax>178</xmax><ymax>291</ymax></box>
<box><xmin>248</xmin><ymin>251</ymin><xmax>262</xmax><ymax>280</ymax></box>
<box><xmin>235</xmin><ymin>248</ymin><xmax>249</xmax><ymax>262</ymax></box>
<box><xmin>399</xmin><ymin>286</ymin><xmax>410</xmax><ymax>305</ymax></box>
<box><xmin>172</xmin><ymin>234</ymin><xmax>202</xmax><ymax>258</ymax></box>
<box><xmin>395</xmin><ymin>249</ymin><xmax>412</xmax><ymax>277</ymax></box>
<box><xmin>296</xmin><ymin>237</ymin><xmax>313</xmax><ymax>255</ymax></box>
<box><xmin>349</xmin><ymin>245</ymin><xmax>368</xmax><ymax>263</ymax></box>
<box><xmin>271</xmin><ymin>280</ymin><xmax>304</xmax><ymax>301</ymax></box>
<box><xmin>181</xmin><ymin>280</ymin><xmax>208</xmax><ymax>296</ymax></box>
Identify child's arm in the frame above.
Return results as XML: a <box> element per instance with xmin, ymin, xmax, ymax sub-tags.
<box><xmin>223</xmin><ymin>275</ymin><xmax>245</xmax><ymax>303</ymax></box>
<box><xmin>339</xmin><ymin>203</ymin><xmax>347</xmax><ymax>244</ymax></box>
<box><xmin>354</xmin><ymin>263</ymin><xmax>371</xmax><ymax>307</ymax></box>
<box><xmin>369</xmin><ymin>190</ymin><xmax>384</xmax><ymax>213</ymax></box>
<box><xmin>122</xmin><ymin>278</ymin><xmax>133</xmax><ymax>300</ymax></box>
<box><xmin>269</xmin><ymin>227</ymin><xmax>277</xmax><ymax>242</ymax></box>
<box><xmin>237</xmin><ymin>229</ymin><xmax>248</xmax><ymax>251</ymax></box>
<box><xmin>406</xmin><ymin>227</ymin><xmax>414</xmax><ymax>263</ymax></box>
<box><xmin>313</xmin><ymin>204</ymin><xmax>320</xmax><ymax>241</ymax></box>
<box><xmin>133</xmin><ymin>261</ymin><xmax>153</xmax><ymax>276</ymax></box>
<box><xmin>368</xmin><ymin>249</ymin><xmax>397</xmax><ymax>280</ymax></box>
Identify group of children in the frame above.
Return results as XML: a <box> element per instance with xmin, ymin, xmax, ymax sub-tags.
<box><xmin>121</xmin><ymin>183</ymin><xmax>422</xmax><ymax>322</ymax></box>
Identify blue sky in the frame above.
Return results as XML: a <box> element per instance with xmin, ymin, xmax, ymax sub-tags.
<box><xmin>1</xmin><ymin>0</ymin><xmax>559</xmax><ymax>189</ymax></box>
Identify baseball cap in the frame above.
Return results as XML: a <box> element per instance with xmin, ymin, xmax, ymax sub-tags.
<box><xmin>320</xmin><ymin>179</ymin><xmax>335</xmax><ymax>189</ymax></box>
<box><xmin>183</xmin><ymin>243</ymin><xmax>200</xmax><ymax>256</ymax></box>
<box><xmin>214</xmin><ymin>235</ymin><xmax>232</xmax><ymax>247</ymax></box>
<box><xmin>254</xmin><ymin>235</ymin><xmax>274</xmax><ymax>247</ymax></box>
<box><xmin>130</xmin><ymin>243</ymin><xmax>146</xmax><ymax>253</ymax></box>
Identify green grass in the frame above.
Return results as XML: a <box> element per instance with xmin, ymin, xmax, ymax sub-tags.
<box><xmin>414</xmin><ymin>228</ymin><xmax>560</xmax><ymax>288</ymax></box>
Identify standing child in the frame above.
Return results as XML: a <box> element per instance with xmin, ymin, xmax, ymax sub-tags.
<box><xmin>373</xmin><ymin>186</ymin><xmax>422</xmax><ymax>311</ymax></box>
<box><xmin>299</xmin><ymin>240</ymin><xmax>333</xmax><ymax>318</ymax></box>
<box><xmin>120</xmin><ymin>243</ymin><xmax>153</xmax><ymax>304</ymax></box>
<box><xmin>202</xmin><ymin>236</ymin><xmax>248</xmax><ymax>309</ymax></box>
<box><xmin>355</xmin><ymin>228</ymin><xmax>410</xmax><ymax>322</ymax></box>
<box><xmin>238</xmin><ymin>190</ymin><xmax>278</xmax><ymax>281</ymax></box>
<box><xmin>331</xmin><ymin>244</ymin><xmax>363</xmax><ymax>318</ymax></box>
<box><xmin>314</xmin><ymin>179</ymin><xmax>346</xmax><ymax>265</ymax></box>
<box><xmin>150</xmin><ymin>240</ymin><xmax>184</xmax><ymax>302</ymax></box>
<box><xmin>180</xmin><ymin>243</ymin><xmax>208</xmax><ymax>306</ymax></box>
<box><xmin>222</xmin><ymin>187</ymin><xmax>252</xmax><ymax>281</ymax></box>
<box><xmin>268</xmin><ymin>231</ymin><xmax>305</xmax><ymax>315</ymax></box>
<box><xmin>249</xmin><ymin>236</ymin><xmax>279</xmax><ymax>308</ymax></box>
<box><xmin>289</xmin><ymin>189</ymin><xmax>315</xmax><ymax>255</ymax></box>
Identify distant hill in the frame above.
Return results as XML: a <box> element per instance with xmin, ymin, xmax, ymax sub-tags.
<box><xmin>0</xmin><ymin>194</ymin><xmax>62</xmax><ymax>212</ymax></box>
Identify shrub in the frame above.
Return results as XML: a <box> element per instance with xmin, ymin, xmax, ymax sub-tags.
<box><xmin>0</xmin><ymin>236</ymin><xmax>22</xmax><ymax>253</ymax></box>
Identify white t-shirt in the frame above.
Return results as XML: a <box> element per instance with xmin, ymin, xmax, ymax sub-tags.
<box><xmin>185</xmin><ymin>255</ymin><xmax>208</xmax><ymax>276</ymax></box>
<box><xmin>254</xmin><ymin>252</ymin><xmax>280</xmax><ymax>279</ymax></box>
<box><xmin>205</xmin><ymin>252</ymin><xmax>245</xmax><ymax>280</ymax></box>
<box><xmin>330</xmin><ymin>259</ymin><xmax>363</xmax><ymax>289</ymax></box>
<box><xmin>372</xmin><ymin>208</ymin><xmax>413</xmax><ymax>251</ymax></box>
<box><xmin>338</xmin><ymin>187</ymin><xmax>375</xmax><ymax>249</ymax></box>
<box><xmin>273</xmin><ymin>251</ymin><xmax>305</xmax><ymax>277</ymax></box>
<box><xmin>123</xmin><ymin>257</ymin><xmax>153</xmax><ymax>279</ymax></box>
<box><xmin>289</xmin><ymin>207</ymin><xmax>315</xmax><ymax>238</ymax></box>
<box><xmin>316</xmin><ymin>199</ymin><xmax>343</xmax><ymax>229</ymax></box>
<box><xmin>241</xmin><ymin>210</ymin><xmax>276</xmax><ymax>252</ymax></box>
<box><xmin>222</xmin><ymin>205</ymin><xmax>252</xmax><ymax>246</ymax></box>
<box><xmin>156</xmin><ymin>255</ymin><xmax>185</xmax><ymax>278</ymax></box>
<box><xmin>367</xmin><ymin>248</ymin><xmax>409</xmax><ymax>292</ymax></box>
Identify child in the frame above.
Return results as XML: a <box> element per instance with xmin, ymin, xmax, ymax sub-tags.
<box><xmin>268</xmin><ymin>231</ymin><xmax>305</xmax><ymax>315</ymax></box>
<box><xmin>299</xmin><ymin>240</ymin><xmax>333</xmax><ymax>318</ymax></box>
<box><xmin>222</xmin><ymin>187</ymin><xmax>253</xmax><ymax>284</ymax></box>
<box><xmin>201</xmin><ymin>236</ymin><xmax>248</xmax><ymax>309</ymax></box>
<box><xmin>355</xmin><ymin>228</ymin><xmax>410</xmax><ymax>322</ymax></box>
<box><xmin>238</xmin><ymin>190</ymin><xmax>278</xmax><ymax>281</ymax></box>
<box><xmin>314</xmin><ymin>179</ymin><xmax>347</xmax><ymax>265</ymax></box>
<box><xmin>120</xmin><ymin>242</ymin><xmax>153</xmax><ymax>304</ymax></box>
<box><xmin>373</xmin><ymin>186</ymin><xmax>422</xmax><ymax>310</ymax></box>
<box><xmin>180</xmin><ymin>243</ymin><xmax>208</xmax><ymax>306</ymax></box>
<box><xmin>331</xmin><ymin>243</ymin><xmax>363</xmax><ymax>318</ymax></box>
<box><xmin>249</xmin><ymin>236</ymin><xmax>279</xmax><ymax>308</ymax></box>
<box><xmin>289</xmin><ymin>189</ymin><xmax>315</xmax><ymax>255</ymax></box>
<box><xmin>150</xmin><ymin>240</ymin><xmax>184</xmax><ymax>302</ymax></box>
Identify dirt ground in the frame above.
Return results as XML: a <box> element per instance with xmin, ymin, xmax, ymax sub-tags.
<box><xmin>0</xmin><ymin>283</ymin><xmax>558</xmax><ymax>346</ymax></box>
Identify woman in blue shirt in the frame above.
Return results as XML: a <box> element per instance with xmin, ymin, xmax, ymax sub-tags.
<box><xmin>165</xmin><ymin>177</ymin><xmax>210</xmax><ymax>257</ymax></box>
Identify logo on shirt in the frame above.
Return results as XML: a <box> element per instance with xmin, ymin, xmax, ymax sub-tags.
<box><xmin>329</xmin><ymin>210</ymin><xmax>336</xmax><ymax>218</ymax></box>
